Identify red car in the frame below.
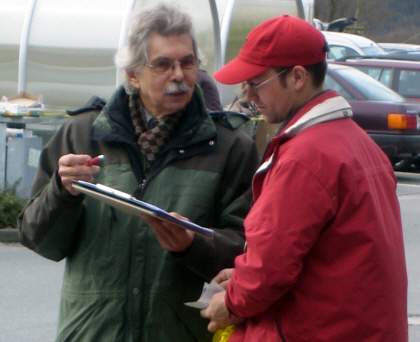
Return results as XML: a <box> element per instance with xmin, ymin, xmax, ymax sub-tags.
<box><xmin>329</xmin><ymin>57</ymin><xmax>420</xmax><ymax>102</ymax></box>
<box><xmin>326</xmin><ymin>63</ymin><xmax>420</xmax><ymax>169</ymax></box>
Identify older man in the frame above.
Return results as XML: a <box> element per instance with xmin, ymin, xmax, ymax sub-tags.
<box><xmin>201</xmin><ymin>15</ymin><xmax>408</xmax><ymax>342</ymax></box>
<box><xmin>18</xmin><ymin>4</ymin><xmax>259</xmax><ymax>341</ymax></box>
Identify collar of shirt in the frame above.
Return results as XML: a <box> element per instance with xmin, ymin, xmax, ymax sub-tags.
<box><xmin>144</xmin><ymin>110</ymin><xmax>159</xmax><ymax>129</ymax></box>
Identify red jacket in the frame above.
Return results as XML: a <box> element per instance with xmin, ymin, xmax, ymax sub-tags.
<box><xmin>226</xmin><ymin>90</ymin><xmax>408</xmax><ymax>342</ymax></box>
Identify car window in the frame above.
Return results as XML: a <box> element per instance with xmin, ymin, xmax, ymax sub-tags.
<box><xmin>355</xmin><ymin>66</ymin><xmax>392</xmax><ymax>87</ymax></box>
<box><xmin>357</xmin><ymin>66</ymin><xmax>382</xmax><ymax>80</ymax></box>
<box><xmin>328</xmin><ymin>45</ymin><xmax>360</xmax><ymax>59</ymax></box>
<box><xmin>333</xmin><ymin>67</ymin><xmax>405</xmax><ymax>102</ymax></box>
<box><xmin>361</xmin><ymin>46</ymin><xmax>385</xmax><ymax>56</ymax></box>
<box><xmin>398</xmin><ymin>70</ymin><xmax>420</xmax><ymax>99</ymax></box>
<box><xmin>324</xmin><ymin>74</ymin><xmax>354</xmax><ymax>100</ymax></box>
<box><xmin>378</xmin><ymin>69</ymin><xmax>393</xmax><ymax>86</ymax></box>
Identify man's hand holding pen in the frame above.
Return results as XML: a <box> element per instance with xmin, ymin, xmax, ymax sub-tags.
<box><xmin>58</xmin><ymin>154</ymin><xmax>103</xmax><ymax>196</ymax></box>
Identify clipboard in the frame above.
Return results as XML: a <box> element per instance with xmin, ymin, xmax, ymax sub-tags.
<box><xmin>71</xmin><ymin>180</ymin><xmax>214</xmax><ymax>238</ymax></box>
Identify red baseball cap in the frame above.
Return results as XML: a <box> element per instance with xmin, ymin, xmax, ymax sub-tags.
<box><xmin>214</xmin><ymin>15</ymin><xmax>328</xmax><ymax>85</ymax></box>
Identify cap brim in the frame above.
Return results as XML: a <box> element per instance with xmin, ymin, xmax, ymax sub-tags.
<box><xmin>213</xmin><ymin>57</ymin><xmax>268</xmax><ymax>85</ymax></box>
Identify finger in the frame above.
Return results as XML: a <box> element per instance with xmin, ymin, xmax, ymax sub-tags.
<box><xmin>58</xmin><ymin>154</ymin><xmax>91</xmax><ymax>167</ymax></box>
<box><xmin>144</xmin><ymin>215</ymin><xmax>187</xmax><ymax>240</ymax></box>
<box><xmin>59</xmin><ymin>164</ymin><xmax>100</xmax><ymax>177</ymax></box>
<box><xmin>152</xmin><ymin>227</ymin><xmax>174</xmax><ymax>249</ymax></box>
<box><xmin>143</xmin><ymin>218</ymin><xmax>178</xmax><ymax>242</ymax></box>
<box><xmin>58</xmin><ymin>155</ymin><xmax>101</xmax><ymax>195</ymax></box>
<box><xmin>200</xmin><ymin>307</ymin><xmax>210</xmax><ymax>318</ymax></box>
<box><xmin>61</xmin><ymin>173</ymin><xmax>94</xmax><ymax>195</ymax></box>
<box><xmin>219</xmin><ymin>279</ymin><xmax>230</xmax><ymax>289</ymax></box>
<box><xmin>168</xmin><ymin>211</ymin><xmax>189</xmax><ymax>221</ymax></box>
<box><xmin>58</xmin><ymin>159</ymin><xmax>100</xmax><ymax>183</ymax></box>
<box><xmin>213</xmin><ymin>273</ymin><xmax>227</xmax><ymax>284</ymax></box>
<box><xmin>141</xmin><ymin>214</ymin><xmax>163</xmax><ymax>228</ymax></box>
<box><xmin>207</xmin><ymin>320</ymin><xmax>220</xmax><ymax>333</ymax></box>
<box><xmin>213</xmin><ymin>268</ymin><xmax>233</xmax><ymax>284</ymax></box>
<box><xmin>161</xmin><ymin>220</ymin><xmax>189</xmax><ymax>235</ymax></box>
<box><xmin>141</xmin><ymin>213</ymin><xmax>195</xmax><ymax>251</ymax></box>
<box><xmin>142</xmin><ymin>216</ymin><xmax>176</xmax><ymax>249</ymax></box>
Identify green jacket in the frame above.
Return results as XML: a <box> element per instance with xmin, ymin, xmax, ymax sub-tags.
<box><xmin>18</xmin><ymin>86</ymin><xmax>260</xmax><ymax>342</ymax></box>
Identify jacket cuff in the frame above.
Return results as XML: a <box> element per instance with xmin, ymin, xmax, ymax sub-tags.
<box><xmin>170</xmin><ymin>233</ymin><xmax>196</xmax><ymax>257</ymax></box>
<box><xmin>52</xmin><ymin>171</ymin><xmax>85</xmax><ymax>203</ymax></box>
<box><xmin>225</xmin><ymin>286</ymin><xmax>241</xmax><ymax>318</ymax></box>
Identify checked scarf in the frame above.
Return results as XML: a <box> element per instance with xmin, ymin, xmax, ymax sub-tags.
<box><xmin>129</xmin><ymin>94</ymin><xmax>183</xmax><ymax>170</ymax></box>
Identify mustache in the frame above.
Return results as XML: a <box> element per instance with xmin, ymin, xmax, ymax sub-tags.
<box><xmin>164</xmin><ymin>82</ymin><xmax>190</xmax><ymax>95</ymax></box>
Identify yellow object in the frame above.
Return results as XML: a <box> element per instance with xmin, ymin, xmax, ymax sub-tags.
<box><xmin>388</xmin><ymin>113</ymin><xmax>407</xmax><ymax>129</ymax></box>
<box><xmin>212</xmin><ymin>325</ymin><xmax>237</xmax><ymax>342</ymax></box>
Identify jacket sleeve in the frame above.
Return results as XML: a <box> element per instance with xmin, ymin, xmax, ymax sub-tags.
<box><xmin>172</xmin><ymin>128</ymin><xmax>261</xmax><ymax>281</ymax></box>
<box><xmin>225</xmin><ymin>158</ymin><xmax>336</xmax><ymax>317</ymax></box>
<box><xmin>18</xmin><ymin>117</ymin><xmax>94</xmax><ymax>261</ymax></box>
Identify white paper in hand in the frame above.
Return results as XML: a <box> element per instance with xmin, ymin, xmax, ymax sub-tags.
<box><xmin>184</xmin><ymin>280</ymin><xmax>224</xmax><ymax>309</ymax></box>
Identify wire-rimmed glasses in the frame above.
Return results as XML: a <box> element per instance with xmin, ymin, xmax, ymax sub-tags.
<box><xmin>248</xmin><ymin>68</ymin><xmax>289</xmax><ymax>92</ymax></box>
<box><xmin>144</xmin><ymin>55</ymin><xmax>200</xmax><ymax>75</ymax></box>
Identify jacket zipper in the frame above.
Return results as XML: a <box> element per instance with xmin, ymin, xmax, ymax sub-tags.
<box><xmin>275</xmin><ymin>318</ymin><xmax>287</xmax><ymax>342</ymax></box>
<box><xmin>133</xmin><ymin>179</ymin><xmax>146</xmax><ymax>199</ymax></box>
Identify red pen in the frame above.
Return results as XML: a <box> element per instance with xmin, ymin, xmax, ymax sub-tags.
<box><xmin>85</xmin><ymin>155</ymin><xmax>105</xmax><ymax>166</ymax></box>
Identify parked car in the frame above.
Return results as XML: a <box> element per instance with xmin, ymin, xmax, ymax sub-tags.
<box><xmin>384</xmin><ymin>50</ymin><xmax>420</xmax><ymax>62</ymax></box>
<box><xmin>323</xmin><ymin>31</ymin><xmax>386</xmax><ymax>60</ymax></box>
<box><xmin>378</xmin><ymin>42</ymin><xmax>420</xmax><ymax>53</ymax></box>
<box><xmin>329</xmin><ymin>57</ymin><xmax>420</xmax><ymax>102</ymax></box>
<box><xmin>326</xmin><ymin>63</ymin><xmax>420</xmax><ymax>169</ymax></box>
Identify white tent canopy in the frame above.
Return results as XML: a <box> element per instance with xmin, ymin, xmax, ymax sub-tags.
<box><xmin>0</xmin><ymin>0</ymin><xmax>306</xmax><ymax>111</ymax></box>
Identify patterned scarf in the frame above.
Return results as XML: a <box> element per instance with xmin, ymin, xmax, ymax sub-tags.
<box><xmin>129</xmin><ymin>94</ymin><xmax>183</xmax><ymax>170</ymax></box>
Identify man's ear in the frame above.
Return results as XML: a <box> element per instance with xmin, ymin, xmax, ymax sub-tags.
<box><xmin>291</xmin><ymin>66</ymin><xmax>308</xmax><ymax>91</ymax></box>
<box><xmin>126</xmin><ymin>70</ymin><xmax>140</xmax><ymax>89</ymax></box>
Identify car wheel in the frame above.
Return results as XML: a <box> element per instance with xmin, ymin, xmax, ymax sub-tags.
<box><xmin>393</xmin><ymin>159</ymin><xmax>412</xmax><ymax>171</ymax></box>
<box><xmin>389</xmin><ymin>157</ymin><xmax>401</xmax><ymax>166</ymax></box>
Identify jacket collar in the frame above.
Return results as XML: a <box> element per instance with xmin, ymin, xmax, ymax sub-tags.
<box><xmin>284</xmin><ymin>90</ymin><xmax>352</xmax><ymax>138</ymax></box>
<box><xmin>264</xmin><ymin>90</ymin><xmax>352</xmax><ymax>158</ymax></box>
<box><xmin>90</xmin><ymin>85</ymin><xmax>216</xmax><ymax>147</ymax></box>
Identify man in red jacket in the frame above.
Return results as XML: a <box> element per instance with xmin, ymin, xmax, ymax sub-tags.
<box><xmin>201</xmin><ymin>15</ymin><xmax>408</xmax><ymax>342</ymax></box>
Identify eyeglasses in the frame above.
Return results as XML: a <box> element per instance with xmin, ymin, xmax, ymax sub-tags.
<box><xmin>248</xmin><ymin>68</ymin><xmax>289</xmax><ymax>92</ymax></box>
<box><xmin>144</xmin><ymin>55</ymin><xmax>200</xmax><ymax>75</ymax></box>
